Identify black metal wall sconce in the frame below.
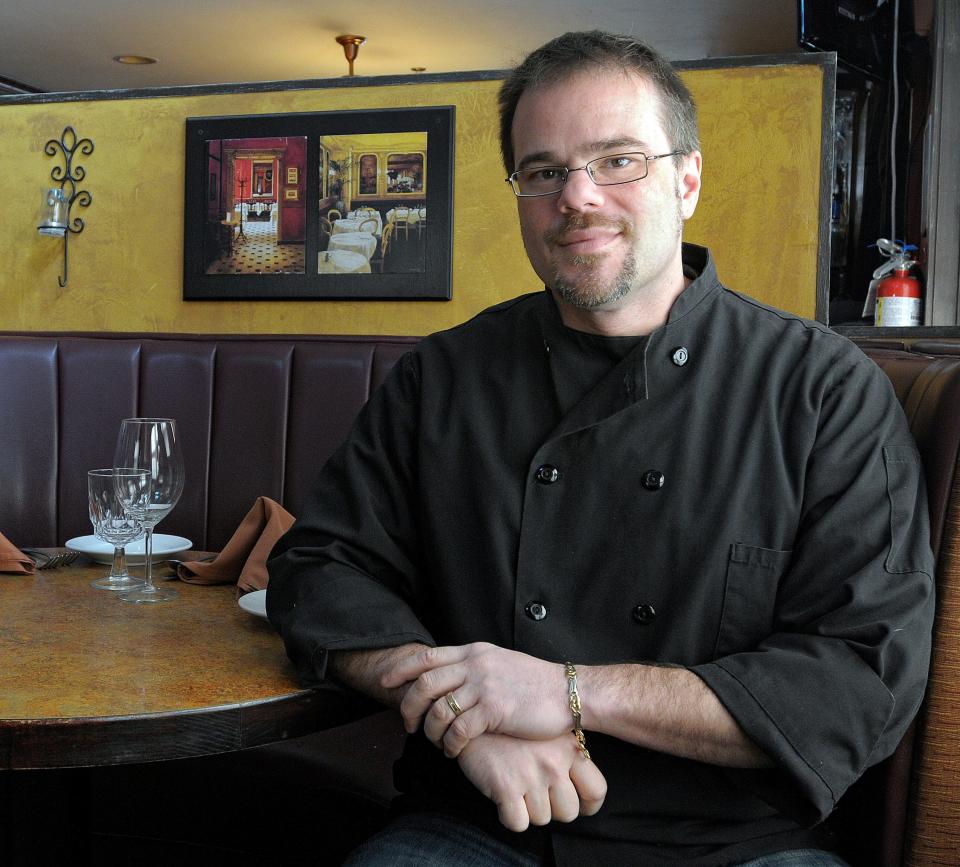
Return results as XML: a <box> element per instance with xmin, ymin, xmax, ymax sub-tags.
<box><xmin>38</xmin><ymin>126</ymin><xmax>94</xmax><ymax>287</ymax></box>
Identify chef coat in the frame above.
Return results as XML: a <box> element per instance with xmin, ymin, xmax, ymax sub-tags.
<box><xmin>268</xmin><ymin>245</ymin><xmax>934</xmax><ymax>865</ymax></box>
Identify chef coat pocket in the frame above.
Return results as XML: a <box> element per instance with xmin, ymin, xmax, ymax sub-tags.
<box><xmin>714</xmin><ymin>544</ymin><xmax>792</xmax><ymax>657</ymax></box>
<box><xmin>883</xmin><ymin>445</ymin><xmax>931</xmax><ymax>575</ymax></box>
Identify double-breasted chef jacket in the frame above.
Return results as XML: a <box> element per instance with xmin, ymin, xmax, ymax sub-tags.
<box><xmin>268</xmin><ymin>245</ymin><xmax>934</xmax><ymax>865</ymax></box>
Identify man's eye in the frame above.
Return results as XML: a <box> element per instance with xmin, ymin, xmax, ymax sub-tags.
<box><xmin>604</xmin><ymin>156</ymin><xmax>637</xmax><ymax>170</ymax></box>
<box><xmin>527</xmin><ymin>168</ymin><xmax>561</xmax><ymax>182</ymax></box>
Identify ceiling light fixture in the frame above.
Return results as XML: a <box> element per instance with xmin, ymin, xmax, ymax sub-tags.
<box><xmin>411</xmin><ymin>67</ymin><xmax>426</xmax><ymax>73</ymax></box>
<box><xmin>335</xmin><ymin>35</ymin><xmax>366</xmax><ymax>77</ymax></box>
<box><xmin>113</xmin><ymin>55</ymin><xmax>158</xmax><ymax>65</ymax></box>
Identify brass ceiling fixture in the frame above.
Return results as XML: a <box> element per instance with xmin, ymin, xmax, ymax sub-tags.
<box><xmin>113</xmin><ymin>55</ymin><xmax>158</xmax><ymax>65</ymax></box>
<box><xmin>335</xmin><ymin>35</ymin><xmax>366</xmax><ymax>76</ymax></box>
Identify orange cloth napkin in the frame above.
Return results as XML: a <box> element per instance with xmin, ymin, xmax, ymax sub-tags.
<box><xmin>177</xmin><ymin>496</ymin><xmax>294</xmax><ymax>594</ymax></box>
<box><xmin>0</xmin><ymin>532</ymin><xmax>35</xmax><ymax>575</ymax></box>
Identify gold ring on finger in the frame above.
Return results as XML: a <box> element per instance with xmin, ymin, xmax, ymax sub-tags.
<box><xmin>445</xmin><ymin>692</ymin><xmax>464</xmax><ymax>717</ymax></box>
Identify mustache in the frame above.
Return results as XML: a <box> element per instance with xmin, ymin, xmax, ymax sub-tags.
<box><xmin>544</xmin><ymin>214</ymin><xmax>634</xmax><ymax>245</ymax></box>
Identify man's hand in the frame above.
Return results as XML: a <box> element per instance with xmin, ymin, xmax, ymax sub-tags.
<box><xmin>457</xmin><ymin>733</ymin><xmax>607</xmax><ymax>833</ymax></box>
<box><xmin>328</xmin><ymin>642</ymin><xmax>431</xmax><ymax>708</ymax></box>
<box><xmin>380</xmin><ymin>642</ymin><xmax>569</xmax><ymax>755</ymax></box>
<box><xmin>342</xmin><ymin>643</ymin><xmax>772</xmax><ymax>771</ymax></box>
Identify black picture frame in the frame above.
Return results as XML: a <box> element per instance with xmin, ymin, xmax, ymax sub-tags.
<box><xmin>183</xmin><ymin>106</ymin><xmax>454</xmax><ymax>300</ymax></box>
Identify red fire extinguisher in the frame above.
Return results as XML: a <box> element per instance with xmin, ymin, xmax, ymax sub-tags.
<box><xmin>873</xmin><ymin>240</ymin><xmax>922</xmax><ymax>327</ymax></box>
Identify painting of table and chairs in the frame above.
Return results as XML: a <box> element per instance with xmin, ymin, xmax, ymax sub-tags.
<box><xmin>319</xmin><ymin>203</ymin><xmax>426</xmax><ymax>275</ymax></box>
<box><xmin>318</xmin><ymin>136</ymin><xmax>428</xmax><ymax>275</ymax></box>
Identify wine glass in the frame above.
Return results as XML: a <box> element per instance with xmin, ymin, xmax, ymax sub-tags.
<box><xmin>87</xmin><ymin>468</ymin><xmax>147</xmax><ymax>591</ymax></box>
<box><xmin>113</xmin><ymin>418</ymin><xmax>185</xmax><ymax>603</ymax></box>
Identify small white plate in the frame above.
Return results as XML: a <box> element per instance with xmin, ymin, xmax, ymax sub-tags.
<box><xmin>65</xmin><ymin>534</ymin><xmax>192</xmax><ymax>565</ymax></box>
<box><xmin>238</xmin><ymin>589</ymin><xmax>267</xmax><ymax>619</ymax></box>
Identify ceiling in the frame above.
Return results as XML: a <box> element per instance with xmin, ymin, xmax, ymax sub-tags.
<box><xmin>0</xmin><ymin>0</ymin><xmax>802</xmax><ymax>94</ymax></box>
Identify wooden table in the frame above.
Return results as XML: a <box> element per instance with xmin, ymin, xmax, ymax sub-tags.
<box><xmin>0</xmin><ymin>556</ymin><xmax>349</xmax><ymax>770</ymax></box>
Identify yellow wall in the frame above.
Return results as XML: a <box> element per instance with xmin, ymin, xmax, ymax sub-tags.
<box><xmin>0</xmin><ymin>62</ymin><xmax>825</xmax><ymax>335</ymax></box>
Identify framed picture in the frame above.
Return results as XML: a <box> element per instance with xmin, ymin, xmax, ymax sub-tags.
<box><xmin>386</xmin><ymin>153</ymin><xmax>424</xmax><ymax>194</ymax></box>
<box><xmin>358</xmin><ymin>153</ymin><xmax>378</xmax><ymax>195</ymax></box>
<box><xmin>252</xmin><ymin>160</ymin><xmax>274</xmax><ymax>197</ymax></box>
<box><xmin>183</xmin><ymin>106</ymin><xmax>454</xmax><ymax>300</ymax></box>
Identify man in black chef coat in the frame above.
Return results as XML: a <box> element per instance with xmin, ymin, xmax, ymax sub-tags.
<box><xmin>268</xmin><ymin>30</ymin><xmax>934</xmax><ymax>867</ymax></box>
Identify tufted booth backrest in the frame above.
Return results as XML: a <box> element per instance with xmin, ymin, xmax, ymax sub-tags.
<box><xmin>835</xmin><ymin>341</ymin><xmax>960</xmax><ymax>867</ymax></box>
<box><xmin>0</xmin><ymin>332</ymin><xmax>416</xmax><ymax>551</ymax></box>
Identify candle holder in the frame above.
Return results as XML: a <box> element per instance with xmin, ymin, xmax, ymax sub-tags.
<box><xmin>38</xmin><ymin>126</ymin><xmax>94</xmax><ymax>287</ymax></box>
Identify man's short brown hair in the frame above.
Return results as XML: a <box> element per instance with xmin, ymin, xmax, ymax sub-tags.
<box><xmin>498</xmin><ymin>30</ymin><xmax>700</xmax><ymax>174</ymax></box>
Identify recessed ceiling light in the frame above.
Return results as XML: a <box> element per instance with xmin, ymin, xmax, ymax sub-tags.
<box><xmin>113</xmin><ymin>55</ymin><xmax>158</xmax><ymax>66</ymax></box>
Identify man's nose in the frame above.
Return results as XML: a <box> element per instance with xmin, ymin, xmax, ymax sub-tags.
<box><xmin>556</xmin><ymin>167</ymin><xmax>604</xmax><ymax>212</ymax></box>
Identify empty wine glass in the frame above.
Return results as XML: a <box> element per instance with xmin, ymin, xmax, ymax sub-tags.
<box><xmin>87</xmin><ymin>468</ymin><xmax>147</xmax><ymax>591</ymax></box>
<box><xmin>113</xmin><ymin>418</ymin><xmax>185</xmax><ymax>603</ymax></box>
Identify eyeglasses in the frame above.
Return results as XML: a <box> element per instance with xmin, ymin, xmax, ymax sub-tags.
<box><xmin>505</xmin><ymin>151</ymin><xmax>682</xmax><ymax>197</ymax></box>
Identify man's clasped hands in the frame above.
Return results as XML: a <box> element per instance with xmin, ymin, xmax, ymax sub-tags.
<box><xmin>380</xmin><ymin>642</ymin><xmax>608</xmax><ymax>833</ymax></box>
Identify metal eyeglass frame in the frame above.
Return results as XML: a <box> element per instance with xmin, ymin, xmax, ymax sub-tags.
<box><xmin>505</xmin><ymin>150</ymin><xmax>683</xmax><ymax>197</ymax></box>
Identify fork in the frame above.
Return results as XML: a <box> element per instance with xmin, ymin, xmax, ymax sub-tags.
<box><xmin>21</xmin><ymin>549</ymin><xmax>80</xmax><ymax>569</ymax></box>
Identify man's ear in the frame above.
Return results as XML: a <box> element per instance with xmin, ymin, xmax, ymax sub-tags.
<box><xmin>679</xmin><ymin>150</ymin><xmax>702</xmax><ymax>220</ymax></box>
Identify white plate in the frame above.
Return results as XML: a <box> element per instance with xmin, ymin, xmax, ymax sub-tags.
<box><xmin>238</xmin><ymin>589</ymin><xmax>267</xmax><ymax>619</ymax></box>
<box><xmin>65</xmin><ymin>534</ymin><xmax>192</xmax><ymax>565</ymax></box>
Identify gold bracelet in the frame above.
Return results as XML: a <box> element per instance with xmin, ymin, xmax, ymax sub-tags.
<box><xmin>565</xmin><ymin>662</ymin><xmax>591</xmax><ymax>760</ymax></box>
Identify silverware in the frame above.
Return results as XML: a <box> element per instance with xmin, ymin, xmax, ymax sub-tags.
<box><xmin>21</xmin><ymin>549</ymin><xmax>80</xmax><ymax>569</ymax></box>
<box><xmin>161</xmin><ymin>555</ymin><xmax>217</xmax><ymax>577</ymax></box>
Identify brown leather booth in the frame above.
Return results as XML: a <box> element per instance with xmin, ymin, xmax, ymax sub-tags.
<box><xmin>1</xmin><ymin>331</ymin><xmax>959</xmax><ymax>865</ymax></box>
<box><xmin>827</xmin><ymin>341</ymin><xmax>960</xmax><ymax>867</ymax></box>
<box><xmin>0</xmin><ymin>332</ymin><xmax>416</xmax><ymax>550</ymax></box>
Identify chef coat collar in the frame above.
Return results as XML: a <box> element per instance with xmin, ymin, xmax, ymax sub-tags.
<box><xmin>536</xmin><ymin>244</ymin><xmax>719</xmax><ymax>425</ymax></box>
<box><xmin>666</xmin><ymin>244</ymin><xmax>721</xmax><ymax>325</ymax></box>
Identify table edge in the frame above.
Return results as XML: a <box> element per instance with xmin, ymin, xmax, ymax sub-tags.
<box><xmin>0</xmin><ymin>686</ymin><xmax>373</xmax><ymax>769</ymax></box>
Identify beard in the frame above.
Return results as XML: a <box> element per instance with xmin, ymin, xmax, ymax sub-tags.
<box><xmin>554</xmin><ymin>250</ymin><xmax>637</xmax><ymax>310</ymax></box>
<box><xmin>546</xmin><ymin>214</ymin><xmax>636</xmax><ymax>309</ymax></box>
<box><xmin>544</xmin><ymin>188</ymin><xmax>684</xmax><ymax>310</ymax></box>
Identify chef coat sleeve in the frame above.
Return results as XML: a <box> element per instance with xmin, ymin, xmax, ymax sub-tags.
<box><xmin>266</xmin><ymin>350</ymin><xmax>436</xmax><ymax>685</ymax></box>
<box><xmin>691</xmin><ymin>349</ymin><xmax>935</xmax><ymax>823</ymax></box>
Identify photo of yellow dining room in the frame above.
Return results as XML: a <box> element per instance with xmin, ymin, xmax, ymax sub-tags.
<box><xmin>317</xmin><ymin>131</ymin><xmax>427</xmax><ymax>276</ymax></box>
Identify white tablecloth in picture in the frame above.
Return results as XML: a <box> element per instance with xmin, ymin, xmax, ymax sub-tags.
<box><xmin>331</xmin><ymin>218</ymin><xmax>362</xmax><ymax>235</ymax></box>
<box><xmin>346</xmin><ymin>210</ymin><xmax>383</xmax><ymax>235</ymax></box>
<box><xmin>332</xmin><ymin>217</ymin><xmax>380</xmax><ymax>237</ymax></box>
<box><xmin>385</xmin><ymin>208</ymin><xmax>421</xmax><ymax>228</ymax></box>
<box><xmin>328</xmin><ymin>231</ymin><xmax>377</xmax><ymax>260</ymax></box>
<box><xmin>317</xmin><ymin>250</ymin><xmax>371</xmax><ymax>274</ymax></box>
